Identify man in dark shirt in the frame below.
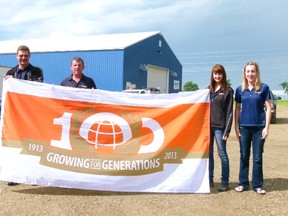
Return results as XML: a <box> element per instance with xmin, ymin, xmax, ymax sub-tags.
<box><xmin>61</xmin><ymin>57</ymin><xmax>96</xmax><ymax>89</ymax></box>
<box><xmin>5</xmin><ymin>45</ymin><xmax>43</xmax><ymax>82</ymax></box>
<box><xmin>4</xmin><ymin>45</ymin><xmax>43</xmax><ymax>186</ymax></box>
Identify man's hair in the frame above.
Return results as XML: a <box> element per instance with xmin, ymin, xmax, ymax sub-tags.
<box><xmin>17</xmin><ymin>45</ymin><xmax>30</xmax><ymax>54</ymax></box>
<box><xmin>71</xmin><ymin>57</ymin><xmax>85</xmax><ymax>67</ymax></box>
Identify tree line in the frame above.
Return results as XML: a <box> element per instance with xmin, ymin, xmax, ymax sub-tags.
<box><xmin>183</xmin><ymin>81</ymin><xmax>288</xmax><ymax>95</ymax></box>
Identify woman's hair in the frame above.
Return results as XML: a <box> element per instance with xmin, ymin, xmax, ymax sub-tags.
<box><xmin>241</xmin><ymin>61</ymin><xmax>262</xmax><ymax>92</ymax></box>
<box><xmin>209</xmin><ymin>64</ymin><xmax>229</xmax><ymax>92</ymax></box>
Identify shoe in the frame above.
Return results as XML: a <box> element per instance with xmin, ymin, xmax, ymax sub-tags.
<box><xmin>7</xmin><ymin>182</ymin><xmax>19</xmax><ymax>186</ymax></box>
<box><xmin>254</xmin><ymin>188</ymin><xmax>266</xmax><ymax>195</ymax></box>
<box><xmin>218</xmin><ymin>183</ymin><xmax>229</xmax><ymax>192</ymax></box>
<box><xmin>235</xmin><ymin>185</ymin><xmax>246</xmax><ymax>192</ymax></box>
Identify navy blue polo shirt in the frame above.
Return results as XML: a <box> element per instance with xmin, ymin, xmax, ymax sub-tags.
<box><xmin>235</xmin><ymin>83</ymin><xmax>270</xmax><ymax>126</ymax></box>
<box><xmin>61</xmin><ymin>74</ymin><xmax>97</xmax><ymax>89</ymax></box>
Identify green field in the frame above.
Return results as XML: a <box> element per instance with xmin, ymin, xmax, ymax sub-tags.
<box><xmin>277</xmin><ymin>100</ymin><xmax>288</xmax><ymax>106</ymax></box>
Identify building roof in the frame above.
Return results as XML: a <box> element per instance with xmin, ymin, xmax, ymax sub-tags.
<box><xmin>0</xmin><ymin>31</ymin><xmax>161</xmax><ymax>54</ymax></box>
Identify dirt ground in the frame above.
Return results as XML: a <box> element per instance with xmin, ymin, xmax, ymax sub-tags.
<box><xmin>0</xmin><ymin>106</ymin><xmax>287</xmax><ymax>216</ymax></box>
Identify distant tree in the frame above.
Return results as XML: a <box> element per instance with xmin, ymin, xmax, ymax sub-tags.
<box><xmin>183</xmin><ymin>81</ymin><xmax>199</xmax><ymax>91</ymax></box>
<box><xmin>227</xmin><ymin>79</ymin><xmax>232</xmax><ymax>87</ymax></box>
<box><xmin>280</xmin><ymin>81</ymin><xmax>288</xmax><ymax>94</ymax></box>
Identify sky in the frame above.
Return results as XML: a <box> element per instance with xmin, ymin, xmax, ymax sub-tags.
<box><xmin>1</xmin><ymin>0</ymin><xmax>287</xmax><ymax>90</ymax></box>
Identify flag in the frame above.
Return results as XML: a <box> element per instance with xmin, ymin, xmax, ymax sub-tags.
<box><xmin>0</xmin><ymin>78</ymin><xmax>210</xmax><ymax>193</ymax></box>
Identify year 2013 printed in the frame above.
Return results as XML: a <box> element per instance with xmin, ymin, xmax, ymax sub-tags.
<box><xmin>164</xmin><ymin>151</ymin><xmax>177</xmax><ymax>160</ymax></box>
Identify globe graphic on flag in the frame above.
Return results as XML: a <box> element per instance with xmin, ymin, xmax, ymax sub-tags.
<box><xmin>79</xmin><ymin>112</ymin><xmax>132</xmax><ymax>149</ymax></box>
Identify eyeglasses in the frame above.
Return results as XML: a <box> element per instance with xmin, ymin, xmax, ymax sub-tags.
<box><xmin>18</xmin><ymin>54</ymin><xmax>29</xmax><ymax>58</ymax></box>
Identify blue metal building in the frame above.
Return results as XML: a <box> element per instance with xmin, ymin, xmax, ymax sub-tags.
<box><xmin>0</xmin><ymin>31</ymin><xmax>182</xmax><ymax>93</ymax></box>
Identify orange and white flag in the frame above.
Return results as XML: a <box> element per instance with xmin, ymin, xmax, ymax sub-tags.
<box><xmin>0</xmin><ymin>78</ymin><xmax>210</xmax><ymax>193</ymax></box>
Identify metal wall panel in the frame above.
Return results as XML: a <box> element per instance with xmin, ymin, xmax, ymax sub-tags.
<box><xmin>123</xmin><ymin>34</ymin><xmax>182</xmax><ymax>93</ymax></box>
<box><xmin>0</xmin><ymin>34</ymin><xmax>182</xmax><ymax>93</ymax></box>
<box><xmin>0</xmin><ymin>50</ymin><xmax>124</xmax><ymax>91</ymax></box>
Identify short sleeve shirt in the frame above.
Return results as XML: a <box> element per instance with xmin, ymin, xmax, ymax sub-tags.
<box><xmin>235</xmin><ymin>83</ymin><xmax>270</xmax><ymax>126</ymax></box>
<box><xmin>61</xmin><ymin>74</ymin><xmax>97</xmax><ymax>89</ymax></box>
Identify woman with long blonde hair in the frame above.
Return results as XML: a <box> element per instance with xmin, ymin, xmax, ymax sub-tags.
<box><xmin>234</xmin><ymin>61</ymin><xmax>271</xmax><ymax>195</ymax></box>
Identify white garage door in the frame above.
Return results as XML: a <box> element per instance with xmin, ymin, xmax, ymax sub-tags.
<box><xmin>147</xmin><ymin>65</ymin><xmax>168</xmax><ymax>93</ymax></box>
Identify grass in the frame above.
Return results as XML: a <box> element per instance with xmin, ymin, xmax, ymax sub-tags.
<box><xmin>276</xmin><ymin>100</ymin><xmax>288</xmax><ymax>106</ymax></box>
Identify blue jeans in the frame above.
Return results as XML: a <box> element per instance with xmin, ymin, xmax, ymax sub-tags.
<box><xmin>238</xmin><ymin>126</ymin><xmax>265</xmax><ymax>189</ymax></box>
<box><xmin>209</xmin><ymin>127</ymin><xmax>230</xmax><ymax>184</ymax></box>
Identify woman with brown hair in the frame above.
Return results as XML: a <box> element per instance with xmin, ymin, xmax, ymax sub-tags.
<box><xmin>209</xmin><ymin>64</ymin><xmax>234</xmax><ymax>192</ymax></box>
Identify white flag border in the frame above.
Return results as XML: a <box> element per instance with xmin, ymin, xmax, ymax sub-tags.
<box><xmin>2</xmin><ymin>78</ymin><xmax>210</xmax><ymax>107</ymax></box>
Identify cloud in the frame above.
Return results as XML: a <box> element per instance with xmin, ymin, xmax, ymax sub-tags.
<box><xmin>1</xmin><ymin>0</ymin><xmax>288</xmax><ymax>89</ymax></box>
<box><xmin>1</xmin><ymin>0</ymin><xmax>287</xmax><ymax>45</ymax></box>
<box><xmin>0</xmin><ymin>0</ymin><xmax>212</xmax><ymax>39</ymax></box>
